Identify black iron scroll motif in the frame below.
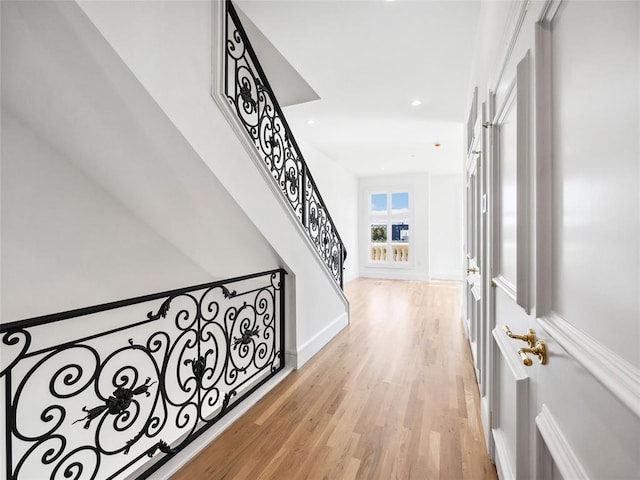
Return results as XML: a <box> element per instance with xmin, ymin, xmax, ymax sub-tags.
<box><xmin>223</xmin><ymin>1</ymin><xmax>346</xmax><ymax>288</ymax></box>
<box><xmin>0</xmin><ymin>269</ymin><xmax>285</xmax><ymax>480</ymax></box>
<box><xmin>74</xmin><ymin>376</ymin><xmax>157</xmax><ymax>429</ymax></box>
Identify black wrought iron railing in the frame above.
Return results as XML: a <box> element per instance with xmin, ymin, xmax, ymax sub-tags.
<box><xmin>0</xmin><ymin>269</ymin><xmax>285</xmax><ymax>480</ymax></box>
<box><xmin>223</xmin><ymin>1</ymin><xmax>347</xmax><ymax>288</ymax></box>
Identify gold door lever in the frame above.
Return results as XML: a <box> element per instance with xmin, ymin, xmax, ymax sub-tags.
<box><xmin>518</xmin><ymin>340</ymin><xmax>547</xmax><ymax>366</ymax></box>
<box><xmin>503</xmin><ymin>325</ymin><xmax>536</xmax><ymax>348</ymax></box>
<box><xmin>467</xmin><ymin>267</ymin><xmax>478</xmax><ymax>273</ymax></box>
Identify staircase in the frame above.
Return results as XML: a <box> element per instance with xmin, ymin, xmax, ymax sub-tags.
<box><xmin>2</xmin><ymin>1</ymin><xmax>351</xmax><ymax>478</ymax></box>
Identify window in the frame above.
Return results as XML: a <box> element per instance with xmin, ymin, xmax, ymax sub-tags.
<box><xmin>368</xmin><ymin>191</ymin><xmax>411</xmax><ymax>265</ymax></box>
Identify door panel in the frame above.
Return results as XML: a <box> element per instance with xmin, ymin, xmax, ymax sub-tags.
<box><xmin>534</xmin><ymin>1</ymin><xmax>640</xmax><ymax>479</ymax></box>
<box><xmin>466</xmin><ymin>3</ymin><xmax>639</xmax><ymax>479</ymax></box>
<box><xmin>549</xmin><ymin>1</ymin><xmax>639</xmax><ymax>365</ymax></box>
<box><xmin>497</xmin><ymin>98</ymin><xmax>517</xmax><ymax>288</ymax></box>
<box><xmin>465</xmin><ymin>87</ymin><xmax>483</xmax><ymax>385</ymax></box>
<box><xmin>493</xmin><ymin>320</ymin><xmax>529</xmax><ymax>480</ymax></box>
<box><xmin>489</xmin><ymin>50</ymin><xmax>535</xmax><ymax>479</ymax></box>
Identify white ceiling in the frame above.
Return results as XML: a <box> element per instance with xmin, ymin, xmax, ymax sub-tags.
<box><xmin>235</xmin><ymin>0</ymin><xmax>481</xmax><ymax>177</ymax></box>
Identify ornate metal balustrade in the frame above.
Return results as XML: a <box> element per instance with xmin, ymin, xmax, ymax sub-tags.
<box><xmin>0</xmin><ymin>269</ymin><xmax>285</xmax><ymax>480</ymax></box>
<box><xmin>223</xmin><ymin>1</ymin><xmax>347</xmax><ymax>288</ymax></box>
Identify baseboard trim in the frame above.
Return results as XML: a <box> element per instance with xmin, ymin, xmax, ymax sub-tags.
<box><xmin>493</xmin><ymin>429</ymin><xmax>515</xmax><ymax>480</ymax></box>
<box><xmin>358</xmin><ymin>271</ymin><xmax>430</xmax><ymax>281</ymax></box>
<box><xmin>343</xmin><ymin>272</ymin><xmax>359</xmax><ymax>284</ymax></box>
<box><xmin>296</xmin><ymin>311</ymin><xmax>349</xmax><ymax>367</ymax></box>
<box><xmin>430</xmin><ymin>272</ymin><xmax>463</xmax><ymax>281</ymax></box>
<box><xmin>480</xmin><ymin>396</ymin><xmax>493</xmax><ymax>459</ymax></box>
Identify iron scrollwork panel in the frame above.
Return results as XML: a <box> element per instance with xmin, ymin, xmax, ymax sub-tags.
<box><xmin>225</xmin><ymin>8</ymin><xmax>304</xmax><ymax>224</ymax></box>
<box><xmin>1</xmin><ymin>269</ymin><xmax>285</xmax><ymax>480</ymax></box>
<box><xmin>305</xmin><ymin>175</ymin><xmax>343</xmax><ymax>285</ymax></box>
<box><xmin>223</xmin><ymin>2</ymin><xmax>346</xmax><ymax>287</ymax></box>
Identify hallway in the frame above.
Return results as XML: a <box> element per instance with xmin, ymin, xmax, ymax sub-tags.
<box><xmin>171</xmin><ymin>279</ymin><xmax>496</xmax><ymax>479</ymax></box>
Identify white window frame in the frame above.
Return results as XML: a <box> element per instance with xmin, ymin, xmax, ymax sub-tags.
<box><xmin>366</xmin><ymin>189</ymin><xmax>413</xmax><ymax>269</ymax></box>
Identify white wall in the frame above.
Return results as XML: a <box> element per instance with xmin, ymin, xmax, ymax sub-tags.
<box><xmin>429</xmin><ymin>174</ymin><xmax>463</xmax><ymax>280</ymax></box>
<box><xmin>1</xmin><ymin>0</ymin><xmax>282</xmax><ymax>322</ymax></box>
<box><xmin>297</xmin><ymin>139</ymin><xmax>359</xmax><ymax>282</ymax></box>
<box><xmin>358</xmin><ymin>173</ymin><xmax>464</xmax><ymax>282</ymax></box>
<box><xmin>358</xmin><ymin>173</ymin><xmax>430</xmax><ymax>281</ymax></box>
<box><xmin>75</xmin><ymin>0</ymin><xmax>348</xmax><ymax>366</ymax></box>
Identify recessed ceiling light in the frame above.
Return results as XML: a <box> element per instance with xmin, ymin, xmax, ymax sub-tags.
<box><xmin>307</xmin><ymin>120</ymin><xmax>315</xmax><ymax>125</ymax></box>
<box><xmin>380</xmin><ymin>167</ymin><xmax>386</xmax><ymax>171</ymax></box>
<box><xmin>411</xmin><ymin>100</ymin><xmax>422</xmax><ymax>107</ymax></box>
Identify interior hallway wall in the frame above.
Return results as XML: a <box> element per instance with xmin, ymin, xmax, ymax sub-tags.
<box><xmin>430</xmin><ymin>174</ymin><xmax>463</xmax><ymax>280</ymax></box>
<box><xmin>1</xmin><ymin>0</ymin><xmax>282</xmax><ymax>322</ymax></box>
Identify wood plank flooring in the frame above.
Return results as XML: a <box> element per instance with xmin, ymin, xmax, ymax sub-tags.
<box><xmin>171</xmin><ymin>278</ymin><xmax>497</xmax><ymax>480</ymax></box>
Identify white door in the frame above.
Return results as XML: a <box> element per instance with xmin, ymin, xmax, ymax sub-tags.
<box><xmin>487</xmin><ymin>48</ymin><xmax>536</xmax><ymax>480</ymax></box>
<box><xmin>465</xmin><ymin>144</ymin><xmax>480</xmax><ymax>370</ymax></box>
<box><xmin>466</xmin><ymin>92</ymin><xmax>495</xmax><ymax>450</ymax></box>
<box><xmin>533</xmin><ymin>2</ymin><xmax>640</xmax><ymax>479</ymax></box>
<box><xmin>464</xmin><ymin>88</ymin><xmax>484</xmax><ymax>390</ymax></box>
<box><xmin>474</xmin><ymin>1</ymin><xmax>640</xmax><ymax>479</ymax></box>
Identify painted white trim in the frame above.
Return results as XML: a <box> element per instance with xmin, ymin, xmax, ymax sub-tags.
<box><xmin>537</xmin><ymin>313</ymin><xmax>640</xmax><ymax>418</ymax></box>
<box><xmin>430</xmin><ymin>272</ymin><xmax>463</xmax><ymax>281</ymax></box>
<box><xmin>493</xmin><ymin>429</ymin><xmax>516</xmax><ymax>480</ymax></box>
<box><xmin>492</xmin><ymin>327</ymin><xmax>530</xmax><ymax>479</ymax></box>
<box><xmin>210</xmin><ymin>1</ymin><xmax>348</xmax><ymax>309</ymax></box>
<box><xmin>480</xmin><ymin>396</ymin><xmax>492</xmax><ymax>457</ymax></box>
<box><xmin>491</xmin><ymin>50</ymin><xmax>531</xmax><ymax>315</ymax></box>
<box><xmin>135</xmin><ymin>366</ymin><xmax>294</xmax><ymax>480</ymax></box>
<box><xmin>493</xmin><ymin>275</ymin><xmax>517</xmax><ymax>303</ymax></box>
<box><xmin>515</xmin><ymin>51</ymin><xmax>530</xmax><ymax>314</ymax></box>
<box><xmin>493</xmin><ymin>327</ymin><xmax>528</xmax><ymax>381</ymax></box>
<box><xmin>466</xmin><ymin>86</ymin><xmax>479</xmax><ymax>155</ymax></box>
<box><xmin>343</xmin><ymin>272</ymin><xmax>359</xmax><ymax>284</ymax></box>
<box><xmin>492</xmin><ymin>74</ymin><xmax>517</xmax><ymax>126</ymax></box>
<box><xmin>296</xmin><ymin>311</ymin><xmax>349</xmax><ymax>368</ymax></box>
<box><xmin>471</xmin><ymin>282</ymin><xmax>482</xmax><ymax>302</ymax></box>
<box><xmin>285</xmin><ymin>348</ymin><xmax>297</xmax><ymax>367</ymax></box>
<box><xmin>534</xmin><ymin>17</ymin><xmax>553</xmax><ymax>316</ymax></box>
<box><xmin>538</xmin><ymin>0</ymin><xmax>563</xmax><ymax>24</ymax></box>
<box><xmin>358</xmin><ymin>271</ymin><xmax>430</xmax><ymax>282</ymax></box>
<box><xmin>489</xmin><ymin>0</ymin><xmax>530</xmax><ymax>94</ymax></box>
<box><xmin>536</xmin><ymin>404</ymin><xmax>590</xmax><ymax>480</ymax></box>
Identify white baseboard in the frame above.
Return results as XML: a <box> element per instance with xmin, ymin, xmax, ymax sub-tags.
<box><xmin>358</xmin><ymin>270</ymin><xmax>430</xmax><ymax>281</ymax></box>
<box><xmin>493</xmin><ymin>429</ymin><xmax>515</xmax><ymax>480</ymax></box>
<box><xmin>296</xmin><ymin>311</ymin><xmax>349</xmax><ymax>368</ymax></box>
<box><xmin>285</xmin><ymin>349</ymin><xmax>297</xmax><ymax>367</ymax></box>
<box><xmin>430</xmin><ymin>272</ymin><xmax>463</xmax><ymax>281</ymax></box>
<box><xmin>145</xmin><ymin>367</ymin><xmax>293</xmax><ymax>480</ymax></box>
<box><xmin>343</xmin><ymin>272</ymin><xmax>359</xmax><ymax>283</ymax></box>
<box><xmin>480</xmin><ymin>396</ymin><xmax>493</xmax><ymax>459</ymax></box>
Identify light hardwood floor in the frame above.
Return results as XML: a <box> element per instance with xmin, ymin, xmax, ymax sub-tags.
<box><xmin>171</xmin><ymin>278</ymin><xmax>497</xmax><ymax>480</ymax></box>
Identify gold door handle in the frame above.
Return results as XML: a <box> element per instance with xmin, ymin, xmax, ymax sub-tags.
<box><xmin>503</xmin><ymin>325</ymin><xmax>536</xmax><ymax>348</ymax></box>
<box><xmin>467</xmin><ymin>267</ymin><xmax>478</xmax><ymax>273</ymax></box>
<box><xmin>518</xmin><ymin>340</ymin><xmax>547</xmax><ymax>366</ymax></box>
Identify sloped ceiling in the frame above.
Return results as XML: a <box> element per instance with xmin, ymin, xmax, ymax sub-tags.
<box><xmin>235</xmin><ymin>0</ymin><xmax>481</xmax><ymax>176</ymax></box>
